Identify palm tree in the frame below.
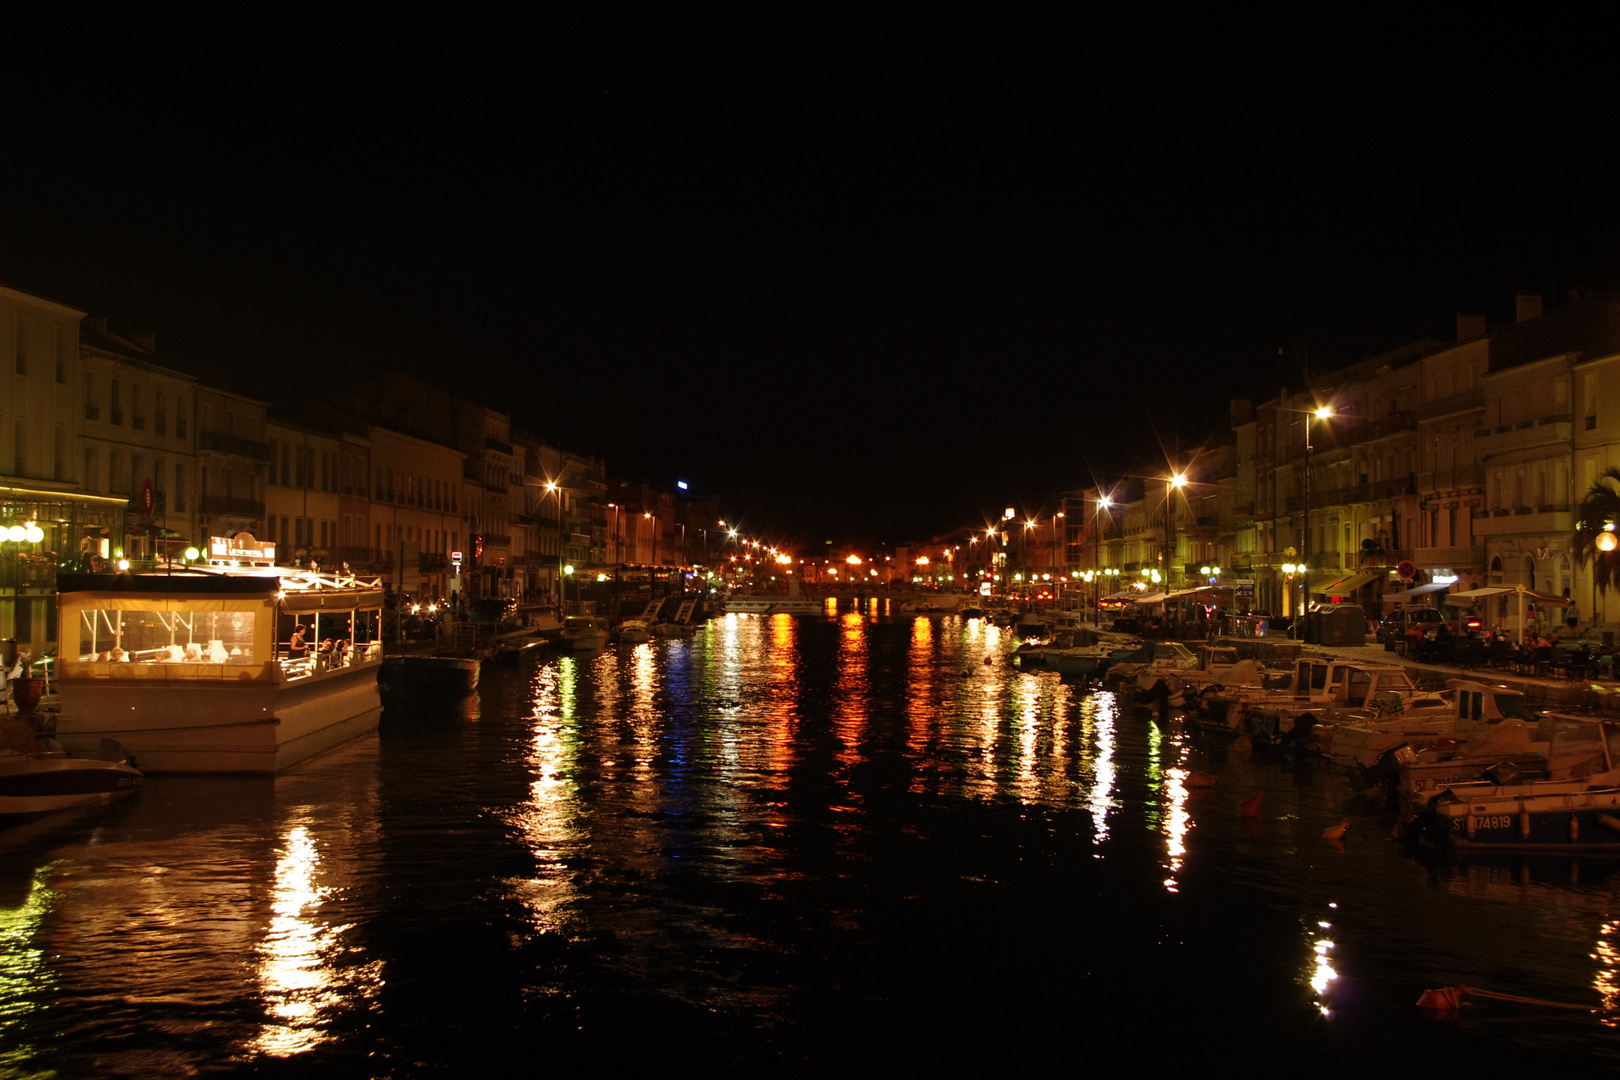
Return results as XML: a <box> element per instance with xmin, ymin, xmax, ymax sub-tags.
<box><xmin>1573</xmin><ymin>466</ymin><xmax>1620</xmax><ymax>593</ymax></box>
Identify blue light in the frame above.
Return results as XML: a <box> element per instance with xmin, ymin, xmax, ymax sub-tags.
<box><xmin>677</xmin><ymin>480</ymin><xmax>689</xmax><ymax>490</ymax></box>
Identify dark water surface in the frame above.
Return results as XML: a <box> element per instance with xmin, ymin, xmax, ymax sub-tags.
<box><xmin>4</xmin><ymin>611</ymin><xmax>1619</xmax><ymax>1075</ymax></box>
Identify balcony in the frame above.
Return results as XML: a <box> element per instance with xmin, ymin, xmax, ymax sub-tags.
<box><xmin>199</xmin><ymin>494</ymin><xmax>265</xmax><ymax>517</ymax></box>
<box><xmin>482</xmin><ymin>533</ymin><xmax>511</xmax><ymax>548</ymax></box>
<box><xmin>1473</xmin><ymin>417</ymin><xmax>1572</xmax><ymax>454</ymax></box>
<box><xmin>1418</xmin><ymin>388</ymin><xmax>1485</xmax><ymax>421</ymax></box>
<box><xmin>1414</xmin><ymin>545</ymin><xmax>1481</xmax><ymax>570</ymax></box>
<box><xmin>485</xmin><ymin>437</ymin><xmax>513</xmax><ymax>456</ymax></box>
<box><xmin>198</xmin><ymin>431</ymin><xmax>271</xmax><ymax>460</ymax></box>
<box><xmin>1360</xmin><ymin>411</ymin><xmax>1417</xmax><ymax>441</ymax></box>
<box><xmin>1416</xmin><ymin>465</ymin><xmax>1485</xmax><ymax>492</ymax></box>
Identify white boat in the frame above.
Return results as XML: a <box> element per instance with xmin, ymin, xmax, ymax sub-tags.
<box><xmin>615</xmin><ymin>618</ymin><xmax>652</xmax><ymax>643</ymax></box>
<box><xmin>725</xmin><ymin>596</ymin><xmax>823</xmax><ymax>615</ymax></box>
<box><xmin>53</xmin><ymin>566</ymin><xmax>386</xmax><ymax>774</ymax></box>
<box><xmin>560</xmin><ymin>615</ymin><xmax>609</xmax><ymax>650</ymax></box>
<box><xmin>1328</xmin><ymin>680</ymin><xmax>1530</xmax><ymax>770</ymax></box>
<box><xmin>0</xmin><ymin>740</ymin><xmax>143</xmax><ymax>816</ymax></box>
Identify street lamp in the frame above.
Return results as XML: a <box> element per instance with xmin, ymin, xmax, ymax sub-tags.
<box><xmin>1301</xmin><ymin>404</ymin><xmax>1334</xmax><ymax>639</ymax></box>
<box><xmin>1092</xmin><ymin>494</ymin><xmax>1113</xmax><ymax>624</ymax></box>
<box><xmin>545</xmin><ymin>481</ymin><xmax>564</xmax><ymax>607</ymax></box>
<box><xmin>1166</xmin><ymin>473</ymin><xmax>1186</xmax><ymax>592</ymax></box>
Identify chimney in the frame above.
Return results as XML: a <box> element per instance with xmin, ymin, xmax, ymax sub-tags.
<box><xmin>1515</xmin><ymin>293</ymin><xmax>1543</xmax><ymax>323</ymax></box>
<box><xmin>128</xmin><ymin>331</ymin><xmax>156</xmax><ymax>354</ymax></box>
<box><xmin>82</xmin><ymin>315</ymin><xmax>108</xmax><ymax>335</ymax></box>
<box><xmin>1456</xmin><ymin>312</ymin><xmax>1487</xmax><ymax>341</ymax></box>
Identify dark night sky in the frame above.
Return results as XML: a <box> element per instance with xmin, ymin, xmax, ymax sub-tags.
<box><xmin>3</xmin><ymin>15</ymin><xmax>1617</xmax><ymax>546</ymax></box>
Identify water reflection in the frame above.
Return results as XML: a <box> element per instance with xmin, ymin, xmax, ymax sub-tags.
<box><xmin>0</xmin><ymin>863</ymin><xmax>55</xmax><ymax>1072</ymax></box>
<box><xmin>1597</xmin><ymin>920</ymin><xmax>1619</xmax><ymax>1024</ymax></box>
<box><xmin>250</xmin><ymin>823</ymin><xmax>375</xmax><ymax>1056</ymax></box>
<box><xmin>1307</xmin><ymin>918</ymin><xmax>1339</xmax><ymax>1017</ymax></box>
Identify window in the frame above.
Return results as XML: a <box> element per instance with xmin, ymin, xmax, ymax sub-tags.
<box><xmin>1586</xmin><ymin>372</ymin><xmax>1599</xmax><ymax>432</ymax></box>
<box><xmin>176</xmin><ymin>406</ymin><xmax>186</xmax><ymax>438</ymax></box>
<box><xmin>174</xmin><ymin>465</ymin><xmax>186</xmax><ymax>511</ymax></box>
<box><xmin>131</xmin><ymin>454</ymin><xmax>145</xmax><ymax>494</ymax></box>
<box><xmin>84</xmin><ymin>448</ymin><xmax>99</xmax><ymax>492</ymax></box>
<box><xmin>13</xmin><ymin>417</ymin><xmax>25</xmax><ymax>476</ymax></box>
<box><xmin>111</xmin><ymin>378</ymin><xmax>123</xmax><ymax>425</ymax></box>
<box><xmin>85</xmin><ymin>371</ymin><xmax>99</xmax><ymax>421</ymax></box>
<box><xmin>268</xmin><ymin>441</ymin><xmax>278</xmax><ymax>485</ymax></box>
<box><xmin>154</xmin><ymin>457</ymin><xmax>165</xmax><ymax>510</ymax></box>
<box><xmin>132</xmin><ymin>383</ymin><xmax>145</xmax><ymax>430</ymax></box>
<box><xmin>110</xmin><ymin>450</ymin><xmax>125</xmax><ymax>494</ymax></box>
<box><xmin>155</xmin><ymin>393</ymin><xmax>167</xmax><ymax>435</ymax></box>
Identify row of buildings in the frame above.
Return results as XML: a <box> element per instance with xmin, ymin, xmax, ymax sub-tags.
<box><xmin>0</xmin><ymin>282</ymin><xmax>722</xmax><ymax>650</ymax></box>
<box><xmin>908</xmin><ymin>291</ymin><xmax>1620</xmax><ymax>631</ymax></box>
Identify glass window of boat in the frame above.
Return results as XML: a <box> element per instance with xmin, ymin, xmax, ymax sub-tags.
<box><xmin>1494</xmin><ymin>692</ymin><xmax>1535</xmax><ymax>722</ymax></box>
<box><xmin>1345</xmin><ymin>668</ymin><xmax>1373</xmax><ymax>706</ymax></box>
<box><xmin>76</xmin><ymin>607</ymin><xmax>255</xmax><ymax>664</ymax></box>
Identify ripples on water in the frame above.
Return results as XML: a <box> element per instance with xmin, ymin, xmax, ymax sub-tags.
<box><xmin>3</xmin><ymin>609</ymin><xmax>1619</xmax><ymax>1075</ymax></box>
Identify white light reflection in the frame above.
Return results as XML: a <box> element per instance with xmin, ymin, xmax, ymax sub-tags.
<box><xmin>1307</xmin><ymin>919</ymin><xmax>1339</xmax><ymax>1017</ymax></box>
<box><xmin>250</xmin><ymin>824</ymin><xmax>374</xmax><ymax>1056</ymax></box>
<box><xmin>1083</xmin><ymin>693</ymin><xmax>1118</xmax><ymax>849</ymax></box>
<box><xmin>1596</xmin><ymin>920</ymin><xmax>1619</xmax><ymax>1025</ymax></box>
<box><xmin>1144</xmin><ymin>721</ymin><xmax>1192</xmax><ymax>890</ymax></box>
<box><xmin>513</xmin><ymin>662</ymin><xmax>584</xmax><ymax>934</ymax></box>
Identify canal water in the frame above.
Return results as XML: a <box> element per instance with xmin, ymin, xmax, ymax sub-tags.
<box><xmin>3</xmin><ymin>609</ymin><xmax>1618</xmax><ymax>1076</ymax></box>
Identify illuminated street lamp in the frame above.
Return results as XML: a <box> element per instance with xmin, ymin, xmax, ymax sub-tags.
<box><xmin>1300</xmin><ymin>404</ymin><xmax>1335</xmax><ymax>639</ymax></box>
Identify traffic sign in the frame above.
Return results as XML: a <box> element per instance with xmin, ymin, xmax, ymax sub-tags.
<box><xmin>1397</xmin><ymin>560</ymin><xmax>1416</xmax><ymax>580</ymax></box>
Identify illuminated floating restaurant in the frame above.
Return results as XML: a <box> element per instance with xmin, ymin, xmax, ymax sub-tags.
<box><xmin>52</xmin><ymin>533</ymin><xmax>385</xmax><ymax>773</ymax></box>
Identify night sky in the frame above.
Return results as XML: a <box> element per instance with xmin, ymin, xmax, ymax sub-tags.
<box><xmin>4</xmin><ymin>16</ymin><xmax>1617</xmax><ymax>546</ymax></box>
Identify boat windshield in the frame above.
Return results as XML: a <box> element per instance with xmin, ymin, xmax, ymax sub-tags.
<box><xmin>74</xmin><ymin>606</ymin><xmax>256</xmax><ymax>666</ymax></box>
<box><xmin>1496</xmin><ymin>694</ymin><xmax>1537</xmax><ymax>721</ymax></box>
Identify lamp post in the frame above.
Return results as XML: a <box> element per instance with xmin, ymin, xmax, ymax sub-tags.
<box><xmin>1092</xmin><ymin>494</ymin><xmax>1112</xmax><ymax>624</ymax></box>
<box><xmin>1301</xmin><ymin>404</ymin><xmax>1333</xmax><ymax>640</ymax></box>
<box><xmin>545</xmin><ymin>481</ymin><xmax>564</xmax><ymax>608</ymax></box>
<box><xmin>1166</xmin><ymin>473</ymin><xmax>1186</xmax><ymax>592</ymax></box>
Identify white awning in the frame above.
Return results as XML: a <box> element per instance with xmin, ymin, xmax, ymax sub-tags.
<box><xmin>1165</xmin><ymin>586</ymin><xmax>1217</xmax><ymax>599</ymax></box>
<box><xmin>1445</xmin><ymin>585</ymin><xmax>1569</xmax><ymax>607</ymax></box>
<box><xmin>1397</xmin><ymin>581</ymin><xmax>1452</xmax><ymax>597</ymax></box>
<box><xmin>1134</xmin><ymin>592</ymin><xmax>1168</xmax><ymax>604</ymax></box>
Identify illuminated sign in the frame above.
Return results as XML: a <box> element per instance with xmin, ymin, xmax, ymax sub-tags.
<box><xmin>677</xmin><ymin>480</ymin><xmax>689</xmax><ymax>490</ymax></box>
<box><xmin>208</xmin><ymin>532</ymin><xmax>276</xmax><ymax>563</ymax></box>
<box><xmin>451</xmin><ymin>551</ymin><xmax>462</xmax><ymax>565</ymax></box>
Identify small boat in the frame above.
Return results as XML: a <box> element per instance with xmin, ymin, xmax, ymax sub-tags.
<box><xmin>379</xmin><ymin>654</ymin><xmax>481</xmax><ymax>708</ymax></box>
<box><xmin>651</xmin><ymin>621</ymin><xmax>694</xmax><ymax>639</ymax></box>
<box><xmin>616</xmin><ymin>618</ymin><xmax>652</xmax><ymax>644</ymax></box>
<box><xmin>560</xmin><ymin>615</ymin><xmax>609</xmax><ymax>650</ymax></box>
<box><xmin>725</xmin><ymin>597</ymin><xmax>823</xmax><ymax>615</ymax></box>
<box><xmin>0</xmin><ymin>739</ymin><xmax>142</xmax><ymax>817</ymax></box>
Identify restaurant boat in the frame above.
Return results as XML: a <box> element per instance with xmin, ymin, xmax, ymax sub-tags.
<box><xmin>52</xmin><ymin>563</ymin><xmax>385</xmax><ymax>774</ymax></box>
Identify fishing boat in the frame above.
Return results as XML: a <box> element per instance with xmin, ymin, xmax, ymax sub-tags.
<box><xmin>559</xmin><ymin>615</ymin><xmax>610</xmax><ymax>650</ymax></box>
<box><xmin>0</xmin><ymin>740</ymin><xmax>143</xmax><ymax>817</ymax></box>
<box><xmin>378</xmin><ymin>654</ymin><xmax>481</xmax><ymax>709</ymax></box>
<box><xmin>1421</xmin><ymin>718</ymin><xmax>1620</xmax><ymax>847</ymax></box>
<box><xmin>53</xmin><ymin>562</ymin><xmax>386</xmax><ymax>774</ymax></box>
<box><xmin>1327</xmin><ymin>680</ymin><xmax>1530</xmax><ymax>770</ymax></box>
<box><xmin>615</xmin><ymin>618</ymin><xmax>652</xmax><ymax>644</ymax></box>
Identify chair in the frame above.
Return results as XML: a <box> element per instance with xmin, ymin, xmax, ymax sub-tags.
<box><xmin>1532</xmin><ymin>645</ymin><xmax>1553</xmax><ymax>678</ymax></box>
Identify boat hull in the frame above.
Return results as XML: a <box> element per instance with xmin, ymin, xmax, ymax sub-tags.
<box><xmin>1433</xmin><ymin>788</ymin><xmax>1620</xmax><ymax>849</ymax></box>
<box><xmin>56</xmin><ymin>663</ymin><xmax>383</xmax><ymax>774</ymax></box>
<box><xmin>0</xmin><ymin>755</ymin><xmax>144</xmax><ymax>816</ymax></box>
<box><xmin>379</xmin><ymin>655</ymin><xmax>481</xmax><ymax>708</ymax></box>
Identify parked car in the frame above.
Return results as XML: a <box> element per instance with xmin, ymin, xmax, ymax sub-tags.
<box><xmin>1377</xmin><ymin>607</ymin><xmax>1447</xmax><ymax>650</ymax></box>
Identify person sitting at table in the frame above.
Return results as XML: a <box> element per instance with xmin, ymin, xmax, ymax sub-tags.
<box><xmin>183</xmin><ymin>643</ymin><xmax>203</xmax><ymax>662</ymax></box>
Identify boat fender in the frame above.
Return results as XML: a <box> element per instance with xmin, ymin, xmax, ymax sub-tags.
<box><xmin>1465</xmin><ymin>813</ymin><xmax>1476</xmax><ymax>838</ymax></box>
<box><xmin>1520</xmin><ymin>802</ymin><xmax>1531</xmax><ymax>840</ymax></box>
<box><xmin>1570</xmin><ymin>814</ymin><xmax>1580</xmax><ymax>842</ymax></box>
<box><xmin>1598</xmin><ymin>813</ymin><xmax>1620</xmax><ymax>833</ymax></box>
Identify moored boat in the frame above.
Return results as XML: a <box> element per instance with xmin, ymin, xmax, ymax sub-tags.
<box><xmin>0</xmin><ymin>742</ymin><xmax>143</xmax><ymax>816</ymax></box>
<box><xmin>560</xmin><ymin>615</ymin><xmax>609</xmax><ymax>650</ymax></box>
<box><xmin>379</xmin><ymin>654</ymin><xmax>481</xmax><ymax>709</ymax></box>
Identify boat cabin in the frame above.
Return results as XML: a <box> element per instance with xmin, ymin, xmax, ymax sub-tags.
<box><xmin>53</xmin><ymin>569</ymin><xmax>385</xmax><ymax>773</ymax></box>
